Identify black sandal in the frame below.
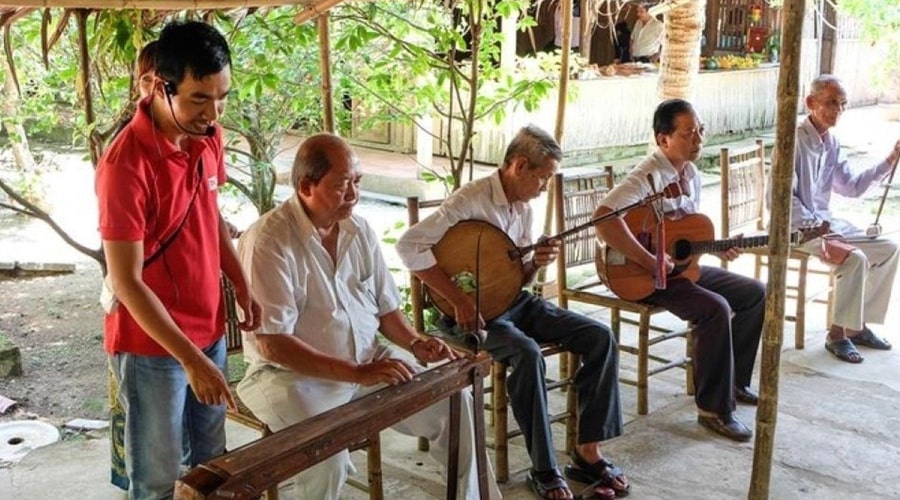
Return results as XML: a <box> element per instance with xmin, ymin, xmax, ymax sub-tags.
<box><xmin>528</xmin><ymin>468</ymin><xmax>574</xmax><ymax>500</ymax></box>
<box><xmin>825</xmin><ymin>338</ymin><xmax>864</xmax><ymax>363</ymax></box>
<box><xmin>850</xmin><ymin>327</ymin><xmax>892</xmax><ymax>350</ymax></box>
<box><xmin>575</xmin><ymin>480</ymin><xmax>617</xmax><ymax>500</ymax></box>
<box><xmin>564</xmin><ymin>451</ymin><xmax>630</xmax><ymax>497</ymax></box>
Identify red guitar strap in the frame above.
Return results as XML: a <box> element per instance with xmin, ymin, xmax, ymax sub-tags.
<box><xmin>654</xmin><ymin>217</ymin><xmax>667</xmax><ymax>290</ymax></box>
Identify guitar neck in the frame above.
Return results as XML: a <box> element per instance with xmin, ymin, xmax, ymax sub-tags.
<box><xmin>692</xmin><ymin>234</ymin><xmax>770</xmax><ymax>255</ymax></box>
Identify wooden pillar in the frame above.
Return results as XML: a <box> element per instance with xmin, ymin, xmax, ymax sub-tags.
<box><xmin>317</xmin><ymin>13</ymin><xmax>335</xmax><ymax>134</ymax></box>
<box><xmin>554</xmin><ymin>0</ymin><xmax>573</xmax><ymax>143</ymax></box>
<box><xmin>703</xmin><ymin>0</ymin><xmax>720</xmax><ymax>57</ymax></box>
<box><xmin>818</xmin><ymin>0</ymin><xmax>837</xmax><ymax>74</ymax></box>
<box><xmin>75</xmin><ymin>9</ymin><xmax>101</xmax><ymax>166</ymax></box>
<box><xmin>748</xmin><ymin>0</ymin><xmax>806</xmax><ymax>498</ymax></box>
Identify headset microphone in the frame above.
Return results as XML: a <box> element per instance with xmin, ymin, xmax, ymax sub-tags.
<box><xmin>163</xmin><ymin>81</ymin><xmax>216</xmax><ymax>138</ymax></box>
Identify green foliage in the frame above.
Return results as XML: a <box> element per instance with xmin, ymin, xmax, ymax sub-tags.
<box><xmin>216</xmin><ymin>8</ymin><xmax>324</xmax><ymax>214</ymax></box>
<box><xmin>331</xmin><ymin>0</ymin><xmax>559</xmax><ymax>189</ymax></box>
<box><xmin>839</xmin><ymin>0</ymin><xmax>900</xmax><ymax>82</ymax></box>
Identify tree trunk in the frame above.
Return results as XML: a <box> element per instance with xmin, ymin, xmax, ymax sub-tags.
<box><xmin>657</xmin><ymin>0</ymin><xmax>706</xmax><ymax>101</ymax></box>
<box><xmin>749</xmin><ymin>0</ymin><xmax>807</xmax><ymax>497</ymax></box>
<box><xmin>1</xmin><ymin>57</ymin><xmax>36</xmax><ymax>171</ymax></box>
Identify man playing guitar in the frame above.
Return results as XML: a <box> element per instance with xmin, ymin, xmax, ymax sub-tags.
<box><xmin>594</xmin><ymin>99</ymin><xmax>765</xmax><ymax>442</ymax></box>
<box><xmin>398</xmin><ymin>125</ymin><xmax>628</xmax><ymax>500</ymax></box>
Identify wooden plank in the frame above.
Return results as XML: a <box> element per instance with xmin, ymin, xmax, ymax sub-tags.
<box><xmin>175</xmin><ymin>355</ymin><xmax>492</xmax><ymax>500</ymax></box>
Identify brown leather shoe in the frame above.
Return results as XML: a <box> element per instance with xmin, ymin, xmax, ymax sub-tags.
<box><xmin>697</xmin><ymin>412</ymin><xmax>752</xmax><ymax>442</ymax></box>
<box><xmin>735</xmin><ymin>386</ymin><xmax>759</xmax><ymax>405</ymax></box>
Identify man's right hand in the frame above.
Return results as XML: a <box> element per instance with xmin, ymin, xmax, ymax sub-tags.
<box><xmin>184</xmin><ymin>353</ymin><xmax>236</xmax><ymax>411</ymax></box>
<box><xmin>354</xmin><ymin>358</ymin><xmax>416</xmax><ymax>386</ymax></box>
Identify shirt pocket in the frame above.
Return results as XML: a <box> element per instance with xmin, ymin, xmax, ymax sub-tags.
<box><xmin>349</xmin><ymin>273</ymin><xmax>379</xmax><ymax>317</ymax></box>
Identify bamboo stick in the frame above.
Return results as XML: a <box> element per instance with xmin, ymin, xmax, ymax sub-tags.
<box><xmin>749</xmin><ymin>0</ymin><xmax>807</xmax><ymax>498</ymax></box>
<box><xmin>316</xmin><ymin>12</ymin><xmax>334</xmax><ymax>133</ymax></box>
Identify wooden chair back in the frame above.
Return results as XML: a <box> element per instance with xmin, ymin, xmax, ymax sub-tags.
<box><xmin>553</xmin><ymin>169</ymin><xmax>694</xmax><ymax>416</ymax></box>
<box><xmin>720</xmin><ymin>139</ymin><xmax>767</xmax><ymax>240</ymax></box>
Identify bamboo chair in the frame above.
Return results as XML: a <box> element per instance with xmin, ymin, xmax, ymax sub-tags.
<box><xmin>552</xmin><ymin>171</ymin><xmax>694</xmax><ymax>417</ymax></box>
<box><xmin>222</xmin><ymin>278</ymin><xmax>383</xmax><ymax>499</ymax></box>
<box><xmin>720</xmin><ymin>140</ymin><xmax>834</xmax><ymax>350</ymax></box>
<box><xmin>406</xmin><ymin>196</ymin><xmax>576</xmax><ymax>484</ymax></box>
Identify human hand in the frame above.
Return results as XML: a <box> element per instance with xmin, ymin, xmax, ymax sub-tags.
<box><xmin>715</xmin><ymin>247</ymin><xmax>742</xmax><ymax>262</ymax></box>
<box><xmin>452</xmin><ymin>295</ymin><xmax>485</xmax><ymax>333</ymax></box>
<box><xmin>237</xmin><ymin>296</ymin><xmax>262</xmax><ymax>332</ymax></box>
<box><xmin>184</xmin><ymin>353</ymin><xmax>236</xmax><ymax>411</ymax></box>
<box><xmin>889</xmin><ymin>138</ymin><xmax>900</xmax><ymax>166</ymax></box>
<box><xmin>412</xmin><ymin>337</ymin><xmax>459</xmax><ymax>363</ymax></box>
<box><xmin>354</xmin><ymin>358</ymin><xmax>417</xmax><ymax>386</ymax></box>
<box><xmin>533</xmin><ymin>237</ymin><xmax>561</xmax><ymax>267</ymax></box>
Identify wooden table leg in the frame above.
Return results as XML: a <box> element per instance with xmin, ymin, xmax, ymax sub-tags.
<box><xmin>447</xmin><ymin>392</ymin><xmax>461</xmax><ymax>500</ymax></box>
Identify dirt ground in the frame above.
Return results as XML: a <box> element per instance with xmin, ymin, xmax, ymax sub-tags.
<box><xmin>0</xmin><ymin>265</ymin><xmax>108</xmax><ymax>425</ymax></box>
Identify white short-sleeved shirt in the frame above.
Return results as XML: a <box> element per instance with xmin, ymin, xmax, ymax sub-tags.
<box><xmin>600</xmin><ymin>149</ymin><xmax>701</xmax><ymax>215</ymax></box>
<box><xmin>397</xmin><ymin>169</ymin><xmax>533</xmax><ymax>271</ymax></box>
<box><xmin>631</xmin><ymin>17</ymin><xmax>664</xmax><ymax>58</ymax></box>
<box><xmin>237</xmin><ymin>194</ymin><xmax>400</xmax><ymax>368</ymax></box>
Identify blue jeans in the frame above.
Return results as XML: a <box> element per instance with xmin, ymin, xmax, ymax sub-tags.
<box><xmin>111</xmin><ymin>337</ymin><xmax>227</xmax><ymax>500</ymax></box>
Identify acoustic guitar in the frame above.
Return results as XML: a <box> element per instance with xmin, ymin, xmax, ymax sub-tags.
<box><xmin>596</xmin><ymin>205</ymin><xmax>824</xmax><ymax>301</ymax></box>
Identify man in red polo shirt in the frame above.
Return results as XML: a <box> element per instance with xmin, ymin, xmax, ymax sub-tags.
<box><xmin>95</xmin><ymin>20</ymin><xmax>259</xmax><ymax>499</ymax></box>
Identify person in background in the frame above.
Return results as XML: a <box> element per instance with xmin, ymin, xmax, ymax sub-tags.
<box><xmin>551</xmin><ymin>0</ymin><xmax>581</xmax><ymax>52</ymax></box>
<box><xmin>788</xmin><ymin>74</ymin><xmax>900</xmax><ymax>363</ymax></box>
<box><xmin>594</xmin><ymin>99</ymin><xmax>764</xmax><ymax>443</ymax></box>
<box><xmin>96</xmin><ymin>21</ymin><xmax>259</xmax><ymax>499</ymax></box>
<box><xmin>629</xmin><ymin>1</ymin><xmax>663</xmax><ymax>63</ymax></box>
<box><xmin>614</xmin><ymin>22</ymin><xmax>632</xmax><ymax>63</ymax></box>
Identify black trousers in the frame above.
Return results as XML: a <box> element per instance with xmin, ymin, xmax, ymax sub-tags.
<box><xmin>643</xmin><ymin>266</ymin><xmax>765</xmax><ymax>414</ymax></box>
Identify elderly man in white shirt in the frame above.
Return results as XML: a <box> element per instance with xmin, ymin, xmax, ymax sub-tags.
<box><xmin>398</xmin><ymin>125</ymin><xmax>628</xmax><ymax>500</ymax></box>
<box><xmin>236</xmin><ymin>133</ymin><xmax>501</xmax><ymax>500</ymax></box>
<box><xmin>629</xmin><ymin>2</ymin><xmax>663</xmax><ymax>62</ymax></box>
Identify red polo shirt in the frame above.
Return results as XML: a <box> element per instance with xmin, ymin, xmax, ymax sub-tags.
<box><xmin>96</xmin><ymin>98</ymin><xmax>226</xmax><ymax>355</ymax></box>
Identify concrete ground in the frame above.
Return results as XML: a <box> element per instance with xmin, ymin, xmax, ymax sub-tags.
<box><xmin>2</xmin><ymin>104</ymin><xmax>900</xmax><ymax>499</ymax></box>
<box><xmin>3</xmin><ymin>308</ymin><xmax>899</xmax><ymax>500</ymax></box>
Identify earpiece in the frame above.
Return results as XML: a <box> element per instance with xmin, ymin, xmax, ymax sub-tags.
<box><xmin>163</xmin><ymin>81</ymin><xmax>177</xmax><ymax>97</ymax></box>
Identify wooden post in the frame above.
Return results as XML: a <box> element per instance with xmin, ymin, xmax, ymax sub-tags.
<box><xmin>74</xmin><ymin>9</ymin><xmax>101</xmax><ymax>166</ymax></box>
<box><xmin>317</xmin><ymin>13</ymin><xmax>334</xmax><ymax>134</ymax></box>
<box><xmin>749</xmin><ymin>0</ymin><xmax>806</xmax><ymax>498</ymax></box>
<box><xmin>554</xmin><ymin>0</ymin><xmax>573</xmax><ymax>142</ymax></box>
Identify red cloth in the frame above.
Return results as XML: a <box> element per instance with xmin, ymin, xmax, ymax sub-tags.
<box><xmin>95</xmin><ymin>98</ymin><xmax>226</xmax><ymax>355</ymax></box>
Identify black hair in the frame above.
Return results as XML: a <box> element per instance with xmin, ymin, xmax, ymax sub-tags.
<box><xmin>653</xmin><ymin>98</ymin><xmax>695</xmax><ymax>136</ymax></box>
<box><xmin>155</xmin><ymin>20</ymin><xmax>231</xmax><ymax>90</ymax></box>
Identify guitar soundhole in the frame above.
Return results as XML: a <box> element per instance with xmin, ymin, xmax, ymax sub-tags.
<box><xmin>673</xmin><ymin>239</ymin><xmax>692</xmax><ymax>259</ymax></box>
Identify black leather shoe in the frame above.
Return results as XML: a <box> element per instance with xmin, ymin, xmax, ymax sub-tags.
<box><xmin>735</xmin><ymin>386</ymin><xmax>759</xmax><ymax>405</ymax></box>
<box><xmin>697</xmin><ymin>412</ymin><xmax>752</xmax><ymax>442</ymax></box>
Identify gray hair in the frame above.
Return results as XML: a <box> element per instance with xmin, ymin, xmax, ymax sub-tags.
<box><xmin>290</xmin><ymin>133</ymin><xmax>357</xmax><ymax>188</ymax></box>
<box><xmin>808</xmin><ymin>74</ymin><xmax>844</xmax><ymax>99</ymax></box>
<box><xmin>502</xmin><ymin>125</ymin><xmax>563</xmax><ymax>168</ymax></box>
